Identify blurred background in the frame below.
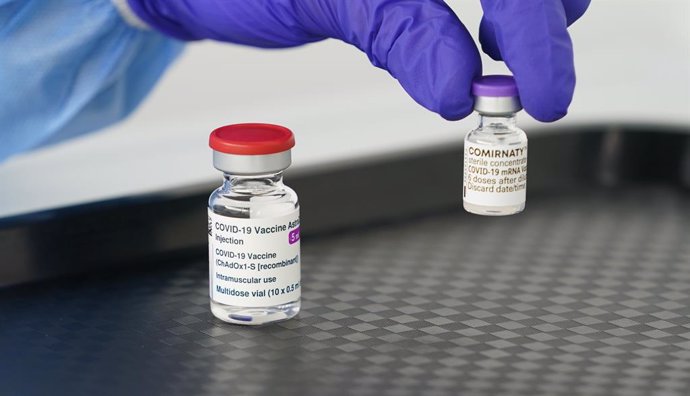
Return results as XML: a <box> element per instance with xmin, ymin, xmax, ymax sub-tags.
<box><xmin>0</xmin><ymin>0</ymin><xmax>688</xmax><ymax>218</ymax></box>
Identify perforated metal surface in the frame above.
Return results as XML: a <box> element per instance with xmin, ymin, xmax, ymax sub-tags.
<box><xmin>1</xmin><ymin>188</ymin><xmax>690</xmax><ymax>396</ymax></box>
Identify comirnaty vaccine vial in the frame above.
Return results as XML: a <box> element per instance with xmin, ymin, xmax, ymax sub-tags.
<box><xmin>463</xmin><ymin>75</ymin><xmax>527</xmax><ymax>216</ymax></box>
<box><xmin>208</xmin><ymin>123</ymin><xmax>301</xmax><ymax>325</ymax></box>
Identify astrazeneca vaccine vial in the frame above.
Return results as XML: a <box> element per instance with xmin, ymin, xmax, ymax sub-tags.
<box><xmin>208</xmin><ymin>123</ymin><xmax>301</xmax><ymax>325</ymax></box>
<box><xmin>463</xmin><ymin>75</ymin><xmax>527</xmax><ymax>216</ymax></box>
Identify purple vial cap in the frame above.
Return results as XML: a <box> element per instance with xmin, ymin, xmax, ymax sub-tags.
<box><xmin>472</xmin><ymin>75</ymin><xmax>519</xmax><ymax>98</ymax></box>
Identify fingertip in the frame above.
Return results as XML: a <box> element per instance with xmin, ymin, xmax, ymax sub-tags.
<box><xmin>562</xmin><ymin>0</ymin><xmax>591</xmax><ymax>25</ymax></box>
<box><xmin>439</xmin><ymin>102</ymin><xmax>474</xmax><ymax>121</ymax></box>
<box><xmin>524</xmin><ymin>105</ymin><xmax>568</xmax><ymax>123</ymax></box>
<box><xmin>432</xmin><ymin>58</ymin><xmax>479</xmax><ymax>121</ymax></box>
<box><xmin>519</xmin><ymin>79</ymin><xmax>574</xmax><ymax>122</ymax></box>
<box><xmin>478</xmin><ymin>18</ymin><xmax>503</xmax><ymax>61</ymax></box>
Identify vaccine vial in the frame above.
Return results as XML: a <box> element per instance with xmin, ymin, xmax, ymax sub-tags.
<box><xmin>208</xmin><ymin>123</ymin><xmax>301</xmax><ymax>325</ymax></box>
<box><xmin>463</xmin><ymin>75</ymin><xmax>527</xmax><ymax>216</ymax></box>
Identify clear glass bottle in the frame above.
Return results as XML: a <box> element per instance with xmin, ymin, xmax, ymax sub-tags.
<box><xmin>463</xmin><ymin>75</ymin><xmax>528</xmax><ymax>216</ymax></box>
<box><xmin>208</xmin><ymin>124</ymin><xmax>301</xmax><ymax>325</ymax></box>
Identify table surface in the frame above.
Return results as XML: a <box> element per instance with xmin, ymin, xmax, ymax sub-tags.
<box><xmin>2</xmin><ymin>187</ymin><xmax>690</xmax><ymax>396</ymax></box>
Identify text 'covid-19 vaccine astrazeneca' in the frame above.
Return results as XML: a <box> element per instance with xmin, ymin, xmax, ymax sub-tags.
<box><xmin>463</xmin><ymin>75</ymin><xmax>527</xmax><ymax>216</ymax></box>
<box><xmin>208</xmin><ymin>123</ymin><xmax>301</xmax><ymax>325</ymax></box>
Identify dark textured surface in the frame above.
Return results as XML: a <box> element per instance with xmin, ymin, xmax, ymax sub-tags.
<box><xmin>4</xmin><ymin>126</ymin><xmax>689</xmax><ymax>288</ymax></box>
<box><xmin>1</xmin><ymin>188</ymin><xmax>690</xmax><ymax>396</ymax></box>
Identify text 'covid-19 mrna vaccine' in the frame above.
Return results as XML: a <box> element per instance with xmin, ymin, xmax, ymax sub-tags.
<box><xmin>208</xmin><ymin>123</ymin><xmax>301</xmax><ymax>325</ymax></box>
<box><xmin>463</xmin><ymin>75</ymin><xmax>527</xmax><ymax>216</ymax></box>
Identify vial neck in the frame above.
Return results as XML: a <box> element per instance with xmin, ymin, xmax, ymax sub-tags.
<box><xmin>223</xmin><ymin>172</ymin><xmax>284</xmax><ymax>192</ymax></box>
<box><xmin>478</xmin><ymin>114</ymin><xmax>517</xmax><ymax>128</ymax></box>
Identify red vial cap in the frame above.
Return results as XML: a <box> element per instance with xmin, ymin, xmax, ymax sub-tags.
<box><xmin>209</xmin><ymin>123</ymin><xmax>295</xmax><ymax>155</ymax></box>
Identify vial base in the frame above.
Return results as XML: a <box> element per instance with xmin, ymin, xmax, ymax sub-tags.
<box><xmin>463</xmin><ymin>201</ymin><xmax>525</xmax><ymax>216</ymax></box>
<box><xmin>210</xmin><ymin>299</ymin><xmax>300</xmax><ymax>326</ymax></box>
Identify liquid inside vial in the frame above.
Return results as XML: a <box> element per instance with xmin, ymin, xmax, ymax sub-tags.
<box><xmin>209</xmin><ymin>173</ymin><xmax>300</xmax><ymax>325</ymax></box>
<box><xmin>463</xmin><ymin>115</ymin><xmax>527</xmax><ymax>216</ymax></box>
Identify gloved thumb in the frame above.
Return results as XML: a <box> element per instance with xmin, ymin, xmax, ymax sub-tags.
<box><xmin>478</xmin><ymin>0</ymin><xmax>590</xmax><ymax>122</ymax></box>
<box><xmin>128</xmin><ymin>0</ymin><xmax>482</xmax><ymax>120</ymax></box>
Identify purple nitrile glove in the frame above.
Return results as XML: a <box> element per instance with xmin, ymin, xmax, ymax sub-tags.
<box><xmin>479</xmin><ymin>0</ymin><xmax>591</xmax><ymax>121</ymax></box>
<box><xmin>127</xmin><ymin>0</ymin><xmax>589</xmax><ymax>122</ymax></box>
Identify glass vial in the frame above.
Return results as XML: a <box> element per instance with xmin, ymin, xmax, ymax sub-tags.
<box><xmin>208</xmin><ymin>123</ymin><xmax>301</xmax><ymax>325</ymax></box>
<box><xmin>463</xmin><ymin>75</ymin><xmax>528</xmax><ymax>216</ymax></box>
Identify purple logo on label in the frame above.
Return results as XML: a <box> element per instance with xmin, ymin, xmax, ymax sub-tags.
<box><xmin>288</xmin><ymin>227</ymin><xmax>301</xmax><ymax>245</ymax></box>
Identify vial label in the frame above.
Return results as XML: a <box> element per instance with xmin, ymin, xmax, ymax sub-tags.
<box><xmin>208</xmin><ymin>209</ymin><xmax>300</xmax><ymax>307</ymax></box>
<box><xmin>463</xmin><ymin>141</ymin><xmax>528</xmax><ymax>206</ymax></box>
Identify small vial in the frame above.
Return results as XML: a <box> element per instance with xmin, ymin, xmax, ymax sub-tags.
<box><xmin>208</xmin><ymin>123</ymin><xmax>301</xmax><ymax>325</ymax></box>
<box><xmin>463</xmin><ymin>75</ymin><xmax>527</xmax><ymax>216</ymax></box>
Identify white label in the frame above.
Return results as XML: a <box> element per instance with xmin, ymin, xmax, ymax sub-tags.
<box><xmin>208</xmin><ymin>209</ymin><xmax>301</xmax><ymax>307</ymax></box>
<box><xmin>463</xmin><ymin>141</ymin><xmax>528</xmax><ymax>206</ymax></box>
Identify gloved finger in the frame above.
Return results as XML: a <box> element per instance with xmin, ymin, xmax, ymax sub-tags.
<box><xmin>480</xmin><ymin>0</ymin><xmax>591</xmax><ymax>61</ymax></box>
<box><xmin>128</xmin><ymin>0</ymin><xmax>482</xmax><ymax>120</ymax></box>
<box><xmin>327</xmin><ymin>0</ymin><xmax>482</xmax><ymax>120</ymax></box>
<box><xmin>127</xmin><ymin>0</ymin><xmax>328</xmax><ymax>46</ymax></box>
<box><xmin>478</xmin><ymin>0</ymin><xmax>582</xmax><ymax>122</ymax></box>
<box><xmin>562</xmin><ymin>0</ymin><xmax>591</xmax><ymax>25</ymax></box>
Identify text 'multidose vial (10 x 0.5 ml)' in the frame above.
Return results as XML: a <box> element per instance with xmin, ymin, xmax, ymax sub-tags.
<box><xmin>463</xmin><ymin>75</ymin><xmax>527</xmax><ymax>216</ymax></box>
<box><xmin>208</xmin><ymin>123</ymin><xmax>300</xmax><ymax>325</ymax></box>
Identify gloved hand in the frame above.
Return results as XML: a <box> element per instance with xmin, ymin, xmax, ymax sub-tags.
<box><xmin>0</xmin><ymin>0</ymin><xmax>589</xmax><ymax>162</ymax></box>
<box><xmin>128</xmin><ymin>0</ymin><xmax>590</xmax><ymax>122</ymax></box>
